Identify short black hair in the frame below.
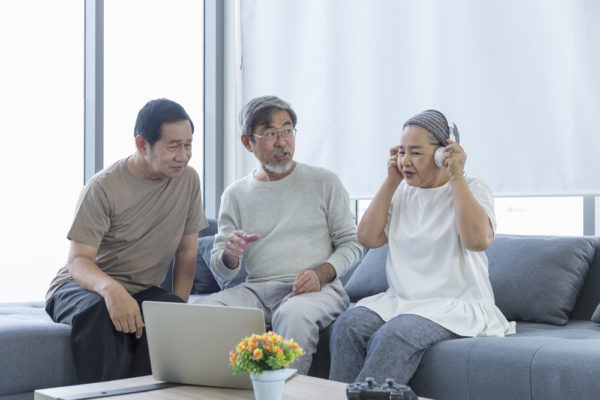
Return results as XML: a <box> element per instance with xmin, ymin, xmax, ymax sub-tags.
<box><xmin>134</xmin><ymin>98</ymin><xmax>194</xmax><ymax>147</ymax></box>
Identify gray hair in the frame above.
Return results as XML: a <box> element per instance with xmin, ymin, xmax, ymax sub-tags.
<box><xmin>239</xmin><ymin>96</ymin><xmax>297</xmax><ymax>141</ymax></box>
<box><xmin>403</xmin><ymin>109</ymin><xmax>460</xmax><ymax>146</ymax></box>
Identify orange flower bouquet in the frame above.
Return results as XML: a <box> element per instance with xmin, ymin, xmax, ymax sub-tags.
<box><xmin>229</xmin><ymin>331</ymin><xmax>304</xmax><ymax>375</ymax></box>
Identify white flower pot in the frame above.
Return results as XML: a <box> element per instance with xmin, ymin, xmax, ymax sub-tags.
<box><xmin>249</xmin><ymin>368</ymin><xmax>296</xmax><ymax>400</ymax></box>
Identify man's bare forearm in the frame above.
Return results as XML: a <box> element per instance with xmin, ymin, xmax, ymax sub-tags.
<box><xmin>172</xmin><ymin>250</ymin><xmax>196</xmax><ymax>302</ymax></box>
<box><xmin>172</xmin><ymin>233</ymin><xmax>199</xmax><ymax>302</ymax></box>
<box><xmin>313</xmin><ymin>262</ymin><xmax>337</xmax><ymax>287</ymax></box>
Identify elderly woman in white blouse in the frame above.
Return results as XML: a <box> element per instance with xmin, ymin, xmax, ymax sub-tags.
<box><xmin>329</xmin><ymin>110</ymin><xmax>515</xmax><ymax>384</ymax></box>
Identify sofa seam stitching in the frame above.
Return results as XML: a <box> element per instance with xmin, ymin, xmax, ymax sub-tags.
<box><xmin>466</xmin><ymin>339</ymin><xmax>477</xmax><ymax>400</ymax></box>
<box><xmin>528</xmin><ymin>339</ymin><xmax>553</xmax><ymax>400</ymax></box>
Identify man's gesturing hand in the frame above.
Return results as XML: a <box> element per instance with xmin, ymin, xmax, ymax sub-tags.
<box><xmin>222</xmin><ymin>230</ymin><xmax>260</xmax><ymax>269</ymax></box>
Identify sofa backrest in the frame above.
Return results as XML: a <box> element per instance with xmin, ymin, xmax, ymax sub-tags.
<box><xmin>571</xmin><ymin>236</ymin><xmax>600</xmax><ymax>320</ymax></box>
<box><xmin>191</xmin><ymin>228</ymin><xmax>600</xmax><ymax>323</ymax></box>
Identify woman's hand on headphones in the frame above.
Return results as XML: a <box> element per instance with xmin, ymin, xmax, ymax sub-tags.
<box><xmin>388</xmin><ymin>146</ymin><xmax>404</xmax><ymax>183</ymax></box>
<box><xmin>443</xmin><ymin>139</ymin><xmax>467</xmax><ymax>176</ymax></box>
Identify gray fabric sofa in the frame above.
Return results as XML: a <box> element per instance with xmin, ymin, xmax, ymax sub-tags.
<box><xmin>2</xmin><ymin>228</ymin><xmax>600</xmax><ymax>400</ymax></box>
<box><xmin>0</xmin><ymin>220</ymin><xmax>218</xmax><ymax>400</ymax></box>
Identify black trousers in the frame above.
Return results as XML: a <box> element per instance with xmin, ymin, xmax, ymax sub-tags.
<box><xmin>46</xmin><ymin>280</ymin><xmax>183</xmax><ymax>384</ymax></box>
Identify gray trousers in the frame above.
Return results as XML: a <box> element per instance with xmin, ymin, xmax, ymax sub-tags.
<box><xmin>195</xmin><ymin>280</ymin><xmax>349</xmax><ymax>374</ymax></box>
<box><xmin>328</xmin><ymin>306</ymin><xmax>459</xmax><ymax>384</ymax></box>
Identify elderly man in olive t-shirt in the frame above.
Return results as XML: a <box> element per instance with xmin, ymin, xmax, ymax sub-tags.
<box><xmin>45</xmin><ymin>99</ymin><xmax>207</xmax><ymax>384</ymax></box>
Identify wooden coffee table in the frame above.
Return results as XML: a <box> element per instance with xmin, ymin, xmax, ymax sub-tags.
<box><xmin>35</xmin><ymin>374</ymin><xmax>432</xmax><ymax>399</ymax></box>
<box><xmin>35</xmin><ymin>374</ymin><xmax>347</xmax><ymax>400</ymax></box>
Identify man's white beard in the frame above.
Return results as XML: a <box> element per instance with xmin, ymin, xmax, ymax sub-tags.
<box><xmin>264</xmin><ymin>159</ymin><xmax>293</xmax><ymax>174</ymax></box>
<box><xmin>264</xmin><ymin>147</ymin><xmax>293</xmax><ymax>174</ymax></box>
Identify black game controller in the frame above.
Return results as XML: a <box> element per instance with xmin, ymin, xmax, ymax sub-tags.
<box><xmin>346</xmin><ymin>377</ymin><xmax>418</xmax><ymax>400</ymax></box>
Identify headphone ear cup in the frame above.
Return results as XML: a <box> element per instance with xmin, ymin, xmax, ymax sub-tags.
<box><xmin>434</xmin><ymin>147</ymin><xmax>445</xmax><ymax>168</ymax></box>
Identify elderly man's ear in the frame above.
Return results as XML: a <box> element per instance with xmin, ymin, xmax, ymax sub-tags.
<box><xmin>241</xmin><ymin>134</ymin><xmax>254</xmax><ymax>152</ymax></box>
<box><xmin>135</xmin><ymin>135</ymin><xmax>150</xmax><ymax>155</ymax></box>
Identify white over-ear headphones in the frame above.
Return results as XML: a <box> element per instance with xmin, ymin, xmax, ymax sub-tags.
<box><xmin>434</xmin><ymin>118</ymin><xmax>457</xmax><ymax>168</ymax></box>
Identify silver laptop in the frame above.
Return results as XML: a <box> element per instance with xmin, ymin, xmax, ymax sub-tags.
<box><xmin>142</xmin><ymin>301</ymin><xmax>265</xmax><ymax>389</ymax></box>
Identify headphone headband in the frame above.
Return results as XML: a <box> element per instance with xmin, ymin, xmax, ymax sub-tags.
<box><xmin>445</xmin><ymin>115</ymin><xmax>456</xmax><ymax>143</ymax></box>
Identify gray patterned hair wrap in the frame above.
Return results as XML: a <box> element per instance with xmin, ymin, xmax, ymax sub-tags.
<box><xmin>402</xmin><ymin>109</ymin><xmax>460</xmax><ymax>146</ymax></box>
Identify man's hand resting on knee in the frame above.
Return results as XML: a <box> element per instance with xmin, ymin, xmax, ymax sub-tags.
<box><xmin>104</xmin><ymin>284</ymin><xmax>145</xmax><ymax>339</ymax></box>
<box><xmin>67</xmin><ymin>240</ymin><xmax>145</xmax><ymax>339</ymax></box>
<box><xmin>292</xmin><ymin>262</ymin><xmax>337</xmax><ymax>295</ymax></box>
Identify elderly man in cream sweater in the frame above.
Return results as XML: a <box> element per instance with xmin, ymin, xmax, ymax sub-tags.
<box><xmin>196</xmin><ymin>95</ymin><xmax>362</xmax><ymax>374</ymax></box>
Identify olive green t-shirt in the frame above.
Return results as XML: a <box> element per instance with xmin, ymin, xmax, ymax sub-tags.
<box><xmin>46</xmin><ymin>157</ymin><xmax>207</xmax><ymax>299</ymax></box>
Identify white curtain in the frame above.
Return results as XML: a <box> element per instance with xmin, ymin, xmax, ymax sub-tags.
<box><xmin>238</xmin><ymin>0</ymin><xmax>600</xmax><ymax>198</ymax></box>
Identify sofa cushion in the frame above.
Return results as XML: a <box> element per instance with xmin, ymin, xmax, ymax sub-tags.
<box><xmin>592</xmin><ymin>303</ymin><xmax>600</xmax><ymax>323</ymax></box>
<box><xmin>515</xmin><ymin>320</ymin><xmax>600</xmax><ymax>339</ymax></box>
<box><xmin>411</xmin><ymin>332</ymin><xmax>600</xmax><ymax>400</ymax></box>
<box><xmin>528</xmin><ymin>338</ymin><xmax>600</xmax><ymax>400</ymax></box>
<box><xmin>199</xmin><ymin>218</ymin><xmax>218</xmax><ymax>238</ymax></box>
<box><xmin>339</xmin><ymin>247</ymin><xmax>369</xmax><ymax>287</ymax></box>
<box><xmin>191</xmin><ymin>236</ymin><xmax>221</xmax><ymax>294</ymax></box>
<box><xmin>343</xmin><ymin>244</ymin><xmax>389</xmax><ymax>302</ymax></box>
<box><xmin>486</xmin><ymin>235</ymin><xmax>594</xmax><ymax>325</ymax></box>
<box><xmin>0</xmin><ymin>303</ymin><xmax>77</xmax><ymax>396</ymax></box>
